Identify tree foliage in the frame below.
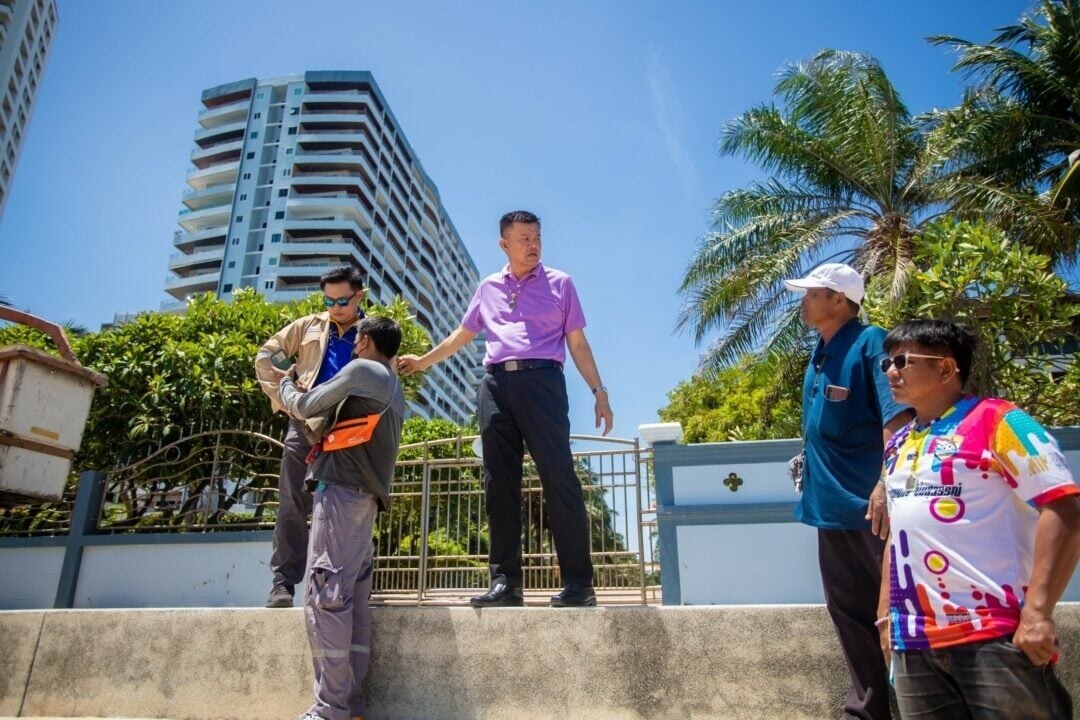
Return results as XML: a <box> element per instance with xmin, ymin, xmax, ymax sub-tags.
<box><xmin>666</xmin><ymin>220</ymin><xmax>1080</xmax><ymax>443</ymax></box>
<box><xmin>659</xmin><ymin>355</ymin><xmax>802</xmax><ymax>443</ymax></box>
<box><xmin>679</xmin><ymin>45</ymin><xmax>1073</xmax><ymax>373</ymax></box>
<box><xmin>865</xmin><ymin>219</ymin><xmax>1080</xmax><ymax>426</ymax></box>
<box><xmin>929</xmin><ymin>0</ymin><xmax>1080</xmax><ymax>228</ymax></box>
<box><xmin>678</xmin><ymin>50</ymin><xmax>947</xmax><ymax>369</ymax></box>
<box><xmin>0</xmin><ymin>290</ymin><xmax>432</xmax><ymax>471</ymax></box>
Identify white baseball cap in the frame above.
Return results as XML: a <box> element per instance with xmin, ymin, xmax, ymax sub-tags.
<box><xmin>784</xmin><ymin>263</ymin><xmax>865</xmax><ymax>305</ymax></box>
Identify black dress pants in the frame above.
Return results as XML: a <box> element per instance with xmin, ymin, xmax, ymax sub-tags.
<box><xmin>819</xmin><ymin>528</ymin><xmax>891</xmax><ymax>720</ymax></box>
<box><xmin>477</xmin><ymin>366</ymin><xmax>593</xmax><ymax>588</ymax></box>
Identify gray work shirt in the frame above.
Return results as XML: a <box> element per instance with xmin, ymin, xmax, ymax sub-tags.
<box><xmin>278</xmin><ymin>358</ymin><xmax>406</xmax><ymax>510</ymax></box>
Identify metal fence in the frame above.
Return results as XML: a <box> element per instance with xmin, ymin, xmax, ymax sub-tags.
<box><xmin>0</xmin><ymin>427</ymin><xmax>660</xmax><ymax>604</ymax></box>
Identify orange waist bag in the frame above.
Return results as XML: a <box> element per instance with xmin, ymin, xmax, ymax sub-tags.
<box><xmin>322</xmin><ymin>412</ymin><xmax>383</xmax><ymax>451</ymax></box>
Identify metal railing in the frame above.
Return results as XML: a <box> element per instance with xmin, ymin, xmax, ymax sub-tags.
<box><xmin>375</xmin><ymin>434</ymin><xmax>654</xmax><ymax>603</ymax></box>
<box><xmin>0</xmin><ymin>428</ymin><xmax>660</xmax><ymax>604</ymax></box>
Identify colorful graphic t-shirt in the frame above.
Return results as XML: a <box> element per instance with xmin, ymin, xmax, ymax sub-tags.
<box><xmin>884</xmin><ymin>395</ymin><xmax>1079</xmax><ymax>650</ymax></box>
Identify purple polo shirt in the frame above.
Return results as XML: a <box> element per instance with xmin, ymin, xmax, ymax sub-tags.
<box><xmin>461</xmin><ymin>262</ymin><xmax>587</xmax><ymax>366</ymax></box>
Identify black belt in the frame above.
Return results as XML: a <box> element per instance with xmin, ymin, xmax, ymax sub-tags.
<box><xmin>486</xmin><ymin>359</ymin><xmax>563</xmax><ymax>373</ymax></box>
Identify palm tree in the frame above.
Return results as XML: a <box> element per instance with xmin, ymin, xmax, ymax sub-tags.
<box><xmin>928</xmin><ymin>0</ymin><xmax>1080</xmax><ymax>229</ymax></box>
<box><xmin>677</xmin><ymin>50</ymin><xmax>1066</xmax><ymax>370</ymax></box>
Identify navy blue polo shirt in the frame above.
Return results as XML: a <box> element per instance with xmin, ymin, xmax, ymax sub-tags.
<box><xmin>795</xmin><ymin>319</ymin><xmax>907</xmax><ymax>530</ymax></box>
<box><xmin>314</xmin><ymin>323</ymin><xmax>358</xmax><ymax>388</ymax></box>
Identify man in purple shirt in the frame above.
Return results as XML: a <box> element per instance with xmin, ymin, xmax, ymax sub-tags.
<box><xmin>398</xmin><ymin>210</ymin><xmax>613</xmax><ymax>608</ymax></box>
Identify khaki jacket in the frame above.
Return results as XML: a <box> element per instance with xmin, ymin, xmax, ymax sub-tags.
<box><xmin>254</xmin><ymin>312</ymin><xmax>362</xmax><ymax>414</ymax></box>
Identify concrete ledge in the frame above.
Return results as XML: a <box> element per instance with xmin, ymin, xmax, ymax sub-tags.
<box><xmin>3</xmin><ymin>605</ymin><xmax>1080</xmax><ymax>719</ymax></box>
<box><xmin>0</xmin><ymin>611</ymin><xmax>44</xmax><ymax>717</ymax></box>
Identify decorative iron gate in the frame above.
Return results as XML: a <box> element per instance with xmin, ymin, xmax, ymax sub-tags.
<box><xmin>0</xmin><ymin>428</ymin><xmax>660</xmax><ymax>604</ymax></box>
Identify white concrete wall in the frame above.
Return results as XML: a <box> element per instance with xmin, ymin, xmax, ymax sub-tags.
<box><xmin>0</xmin><ymin>540</ymin><xmax>308</xmax><ymax>609</ymax></box>
<box><xmin>658</xmin><ymin>433</ymin><xmax>1080</xmax><ymax>605</ymax></box>
<box><xmin>74</xmin><ymin>541</ymin><xmax>292</xmax><ymax>608</ymax></box>
<box><xmin>676</xmin><ymin>522</ymin><xmax>822</xmax><ymax>604</ymax></box>
<box><xmin>0</xmin><ymin>545</ymin><xmax>63</xmax><ymax>608</ymax></box>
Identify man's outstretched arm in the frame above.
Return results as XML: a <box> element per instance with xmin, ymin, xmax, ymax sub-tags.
<box><xmin>398</xmin><ymin>325</ymin><xmax>477</xmax><ymax>374</ymax></box>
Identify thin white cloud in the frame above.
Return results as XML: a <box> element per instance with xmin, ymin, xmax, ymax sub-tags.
<box><xmin>646</xmin><ymin>48</ymin><xmax>697</xmax><ymax>192</ymax></box>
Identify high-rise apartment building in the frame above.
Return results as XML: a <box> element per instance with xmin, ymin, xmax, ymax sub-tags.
<box><xmin>0</xmin><ymin>0</ymin><xmax>57</xmax><ymax>218</ymax></box>
<box><xmin>165</xmin><ymin>71</ymin><xmax>483</xmax><ymax>424</ymax></box>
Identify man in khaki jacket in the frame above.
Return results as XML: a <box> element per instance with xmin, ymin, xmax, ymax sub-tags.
<box><xmin>254</xmin><ymin>265</ymin><xmax>365</xmax><ymax>608</ymax></box>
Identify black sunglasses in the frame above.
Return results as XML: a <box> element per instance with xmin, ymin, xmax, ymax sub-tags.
<box><xmin>323</xmin><ymin>293</ymin><xmax>355</xmax><ymax>307</ymax></box>
<box><xmin>880</xmin><ymin>352</ymin><xmax>948</xmax><ymax>373</ymax></box>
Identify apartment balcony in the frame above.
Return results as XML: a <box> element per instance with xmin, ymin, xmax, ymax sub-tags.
<box><xmin>182</xmin><ymin>182</ymin><xmax>234</xmax><ymax>211</ymax></box>
<box><xmin>275</xmin><ymin>258</ymin><xmax>357</xmax><ymax>286</ymax></box>
<box><xmin>418</xmin><ymin>236</ymin><xmax>438</xmax><ymax>268</ymax></box>
<box><xmin>382</xmin><ymin>237</ymin><xmax>406</xmax><ymax>273</ymax></box>
<box><xmin>416</xmin><ymin>258</ymin><xmax>438</xmax><ymax>294</ymax></box>
<box><xmin>293</xmin><ymin>153</ymin><xmax>378</xmax><ymax>191</ymax></box>
<box><xmin>284</xmin><ymin>219</ymin><xmax>369</xmax><ymax>244</ymax></box>
<box><xmin>285</xmin><ymin>196</ymin><xmax>375</xmax><ymax>232</ymax></box>
<box><xmin>193</xmin><ymin>120</ymin><xmax>246</xmax><ymax>149</ymax></box>
<box><xmin>186</xmin><ymin>160</ymin><xmax>239</xmax><ymax>190</ymax></box>
<box><xmin>198</xmin><ymin>99</ymin><xmax>250</xmax><ymax>129</ymax></box>
<box><xmin>293</xmin><ymin>148</ymin><xmax>377</xmax><ymax>173</ymax></box>
<box><xmin>301</xmin><ymin>91</ymin><xmax>378</xmax><ymax>112</ymax></box>
<box><xmin>191</xmin><ymin>140</ymin><xmax>243</xmax><ymax>170</ymax></box>
<box><xmin>269</xmin><ymin>288</ymin><xmax>319</xmax><ymax>304</ymax></box>
<box><xmin>178</xmin><ymin>203</ymin><xmax>231</xmax><ymax>232</ymax></box>
<box><xmin>296</xmin><ymin>114</ymin><xmax>370</xmax><ymax>132</ymax></box>
<box><xmin>164</xmin><ymin>269</ymin><xmax>221</xmax><ymax>300</ymax></box>
<box><xmin>420</xmin><ymin>213</ymin><xmax>439</xmax><ymax>239</ymax></box>
<box><xmin>292</xmin><ymin>166</ymin><xmax>367</xmax><ymax>181</ymax></box>
<box><xmin>174</xmin><ymin>226</ymin><xmax>228</xmax><ymax>253</ymax></box>
<box><xmin>168</xmin><ymin>246</ymin><xmax>225</xmax><ymax>275</ymax></box>
<box><xmin>290</xmin><ymin>178</ymin><xmax>378</xmax><ymax>209</ymax></box>
<box><xmin>278</xmin><ymin>241</ymin><xmax>357</xmax><ymax>260</ymax></box>
<box><xmin>296</xmin><ymin>130</ymin><xmax>373</xmax><ymax>148</ymax></box>
<box><xmin>297</xmin><ymin>119</ymin><xmax>375</xmax><ymax>135</ymax></box>
<box><xmin>278</xmin><ymin>252</ymin><xmax>354</xmax><ymax>269</ymax></box>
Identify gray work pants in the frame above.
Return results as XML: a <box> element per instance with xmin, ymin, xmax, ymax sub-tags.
<box><xmin>303</xmin><ymin>482</ymin><xmax>378</xmax><ymax>720</ymax></box>
<box><xmin>271</xmin><ymin>419</ymin><xmax>313</xmax><ymax>588</ymax></box>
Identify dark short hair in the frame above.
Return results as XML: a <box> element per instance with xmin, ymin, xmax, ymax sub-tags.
<box><xmin>500</xmin><ymin>210</ymin><xmax>540</xmax><ymax>237</ymax></box>
<box><xmin>884</xmin><ymin>319</ymin><xmax>977</xmax><ymax>385</ymax></box>
<box><xmin>320</xmin><ymin>265</ymin><xmax>364</xmax><ymax>291</ymax></box>
<box><xmin>825</xmin><ymin>290</ymin><xmax>860</xmax><ymax>316</ymax></box>
<box><xmin>358</xmin><ymin>316</ymin><xmax>402</xmax><ymax>359</ymax></box>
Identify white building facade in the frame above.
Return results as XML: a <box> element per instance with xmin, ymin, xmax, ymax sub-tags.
<box><xmin>165</xmin><ymin>71</ymin><xmax>483</xmax><ymax>424</ymax></box>
<box><xmin>0</xmin><ymin>0</ymin><xmax>56</xmax><ymax>218</ymax></box>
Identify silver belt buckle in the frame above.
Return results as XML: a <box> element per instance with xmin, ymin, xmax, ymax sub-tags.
<box><xmin>505</xmin><ymin>360</ymin><xmax>521</xmax><ymax>371</ymax></box>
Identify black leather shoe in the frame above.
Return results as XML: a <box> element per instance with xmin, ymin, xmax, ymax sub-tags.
<box><xmin>469</xmin><ymin>582</ymin><xmax>524</xmax><ymax>608</ymax></box>
<box><xmin>550</xmin><ymin>584</ymin><xmax>597</xmax><ymax>607</ymax></box>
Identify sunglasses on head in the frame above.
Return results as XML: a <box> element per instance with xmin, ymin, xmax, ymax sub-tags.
<box><xmin>880</xmin><ymin>352</ymin><xmax>948</xmax><ymax>373</ymax></box>
<box><xmin>323</xmin><ymin>293</ymin><xmax>355</xmax><ymax>307</ymax></box>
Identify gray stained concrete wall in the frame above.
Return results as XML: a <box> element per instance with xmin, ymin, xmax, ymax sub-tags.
<box><xmin>1</xmin><ymin>605</ymin><xmax>1079</xmax><ymax>720</ymax></box>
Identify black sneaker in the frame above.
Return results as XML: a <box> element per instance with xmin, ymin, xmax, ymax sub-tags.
<box><xmin>266</xmin><ymin>583</ymin><xmax>295</xmax><ymax>608</ymax></box>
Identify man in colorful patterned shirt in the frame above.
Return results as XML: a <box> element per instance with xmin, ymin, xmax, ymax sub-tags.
<box><xmin>879</xmin><ymin>319</ymin><xmax>1080</xmax><ymax>719</ymax></box>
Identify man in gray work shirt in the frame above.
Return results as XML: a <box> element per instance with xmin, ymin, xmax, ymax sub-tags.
<box><xmin>275</xmin><ymin>316</ymin><xmax>406</xmax><ymax>720</ymax></box>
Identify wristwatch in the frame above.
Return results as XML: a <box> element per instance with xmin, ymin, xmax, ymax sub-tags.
<box><xmin>591</xmin><ymin>384</ymin><xmax>609</xmax><ymax>395</ymax></box>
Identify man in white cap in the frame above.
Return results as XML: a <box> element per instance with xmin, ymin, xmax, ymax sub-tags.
<box><xmin>785</xmin><ymin>262</ymin><xmax>911</xmax><ymax>720</ymax></box>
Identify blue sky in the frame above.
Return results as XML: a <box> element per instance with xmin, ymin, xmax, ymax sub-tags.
<box><xmin>0</xmin><ymin>0</ymin><xmax>1031</xmax><ymax>440</ymax></box>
